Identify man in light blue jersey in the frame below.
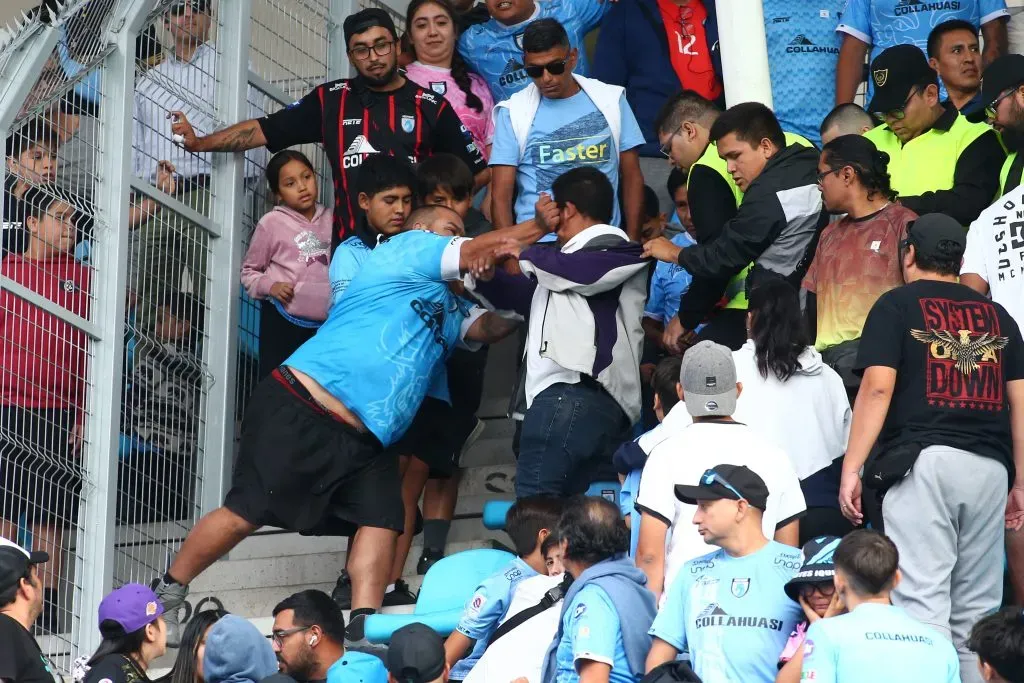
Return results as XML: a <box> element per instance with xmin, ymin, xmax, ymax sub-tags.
<box><xmin>542</xmin><ymin>496</ymin><xmax>658</xmax><ymax>683</ymax></box>
<box><xmin>458</xmin><ymin>0</ymin><xmax>609</xmax><ymax>103</ymax></box>
<box><xmin>763</xmin><ymin>0</ymin><xmax>844</xmax><ymax>145</ymax></box>
<box><xmin>800</xmin><ymin>529</ymin><xmax>961</xmax><ymax>683</ymax></box>
<box><xmin>646</xmin><ymin>464</ymin><xmax>804</xmax><ymax>682</ymax></box>
<box><xmin>489</xmin><ymin>19</ymin><xmax>646</xmax><ymax>238</ymax></box>
<box><xmin>835</xmin><ymin>0</ymin><xmax>1008</xmax><ymax>105</ymax></box>
<box><xmin>152</xmin><ymin>204</ymin><xmax>544</xmax><ymax>648</ymax></box>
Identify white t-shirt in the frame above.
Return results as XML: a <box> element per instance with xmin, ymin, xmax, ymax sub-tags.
<box><xmin>463</xmin><ymin>573</ymin><xmax>563</xmax><ymax>683</ymax></box>
<box><xmin>634</xmin><ymin>419</ymin><xmax>806</xmax><ymax>597</ymax></box>
<box><xmin>963</xmin><ymin>194</ymin><xmax>1024</xmax><ymax>330</ymax></box>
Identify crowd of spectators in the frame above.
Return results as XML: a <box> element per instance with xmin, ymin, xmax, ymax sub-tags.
<box><xmin>10</xmin><ymin>0</ymin><xmax>1024</xmax><ymax>682</ymax></box>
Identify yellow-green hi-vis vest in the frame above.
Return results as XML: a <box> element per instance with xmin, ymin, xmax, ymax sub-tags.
<box><xmin>688</xmin><ymin>132</ymin><xmax>813</xmax><ymax>310</ymax></box>
<box><xmin>864</xmin><ymin>111</ymin><xmax>990</xmax><ymax>212</ymax></box>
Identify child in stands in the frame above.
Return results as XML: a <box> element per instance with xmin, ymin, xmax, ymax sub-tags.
<box><xmin>444</xmin><ymin>496</ymin><xmax>564</xmax><ymax>681</ymax></box>
<box><xmin>969</xmin><ymin>607</ymin><xmax>1024</xmax><ymax>683</ymax></box>
<box><xmin>240</xmin><ymin>150</ymin><xmax>331</xmax><ymax>378</ymax></box>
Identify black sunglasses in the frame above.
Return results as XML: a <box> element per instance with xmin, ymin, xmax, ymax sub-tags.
<box><xmin>525</xmin><ymin>58</ymin><xmax>569</xmax><ymax>78</ymax></box>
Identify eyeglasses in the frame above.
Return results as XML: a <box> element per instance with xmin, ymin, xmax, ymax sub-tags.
<box><xmin>816</xmin><ymin>167</ymin><xmax>840</xmax><ymax>184</ymax></box>
<box><xmin>660</xmin><ymin>124</ymin><xmax>683</xmax><ymax>158</ymax></box>
<box><xmin>524</xmin><ymin>58</ymin><xmax>569</xmax><ymax>79</ymax></box>
<box><xmin>271</xmin><ymin>625</ymin><xmax>311</xmax><ymax>646</ymax></box>
<box><xmin>986</xmin><ymin>86</ymin><xmax>1019</xmax><ymax>122</ymax></box>
<box><xmin>349</xmin><ymin>40</ymin><xmax>394</xmax><ymax>60</ymax></box>
<box><xmin>800</xmin><ymin>582</ymin><xmax>836</xmax><ymax>598</ymax></box>
<box><xmin>701</xmin><ymin>469</ymin><xmax>745</xmax><ymax>500</ymax></box>
<box><xmin>873</xmin><ymin>87</ymin><xmax>921</xmax><ymax>121</ymax></box>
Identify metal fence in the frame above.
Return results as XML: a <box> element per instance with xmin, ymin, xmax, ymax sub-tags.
<box><xmin>0</xmin><ymin>0</ymin><xmax>409</xmax><ymax>669</ymax></box>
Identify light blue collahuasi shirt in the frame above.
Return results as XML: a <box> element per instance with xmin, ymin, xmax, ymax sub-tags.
<box><xmin>801</xmin><ymin>602</ymin><xmax>960</xmax><ymax>683</ymax></box>
<box><xmin>650</xmin><ymin>541</ymin><xmax>804</xmax><ymax>683</ymax></box>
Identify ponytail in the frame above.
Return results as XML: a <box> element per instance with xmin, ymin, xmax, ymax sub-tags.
<box><xmin>451</xmin><ymin>51</ymin><xmax>484</xmax><ymax>112</ymax></box>
<box><xmin>821</xmin><ymin>134</ymin><xmax>897</xmax><ymax>202</ymax></box>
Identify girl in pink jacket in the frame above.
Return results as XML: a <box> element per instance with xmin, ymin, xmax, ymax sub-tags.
<box><xmin>240</xmin><ymin>150</ymin><xmax>332</xmax><ymax>376</ymax></box>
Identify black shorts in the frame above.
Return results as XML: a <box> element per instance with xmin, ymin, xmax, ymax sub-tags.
<box><xmin>0</xmin><ymin>407</ymin><xmax>82</xmax><ymax>524</ymax></box>
<box><xmin>389</xmin><ymin>397</ymin><xmax>460</xmax><ymax>479</ymax></box>
<box><xmin>223</xmin><ymin>369</ymin><xmax>402</xmax><ymax>536</ymax></box>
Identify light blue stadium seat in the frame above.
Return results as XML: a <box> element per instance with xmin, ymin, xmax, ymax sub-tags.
<box><xmin>481</xmin><ymin>481</ymin><xmax>623</xmax><ymax>531</ymax></box>
<box><xmin>364</xmin><ymin>548</ymin><xmax>514</xmax><ymax>644</ymax></box>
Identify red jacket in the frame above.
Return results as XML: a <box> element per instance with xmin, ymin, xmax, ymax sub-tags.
<box><xmin>1</xmin><ymin>253</ymin><xmax>91</xmax><ymax>409</ymax></box>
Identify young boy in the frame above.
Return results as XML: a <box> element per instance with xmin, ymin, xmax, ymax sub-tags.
<box><xmin>3</xmin><ymin>121</ymin><xmax>58</xmax><ymax>256</ymax></box>
<box><xmin>667</xmin><ymin>167</ymin><xmax>696</xmax><ymax>239</ymax></box>
<box><xmin>444</xmin><ymin>496</ymin><xmax>564</xmax><ymax>681</ymax></box>
<box><xmin>418</xmin><ymin>153</ymin><xmax>492</xmax><ymax>237</ymax></box>
<box><xmin>613</xmin><ymin>356</ymin><xmax>682</xmax><ymax>557</ymax></box>
<box><xmin>969</xmin><ymin>607</ymin><xmax>1024</xmax><ymax>682</ymax></box>
<box><xmin>639</xmin><ymin>185</ymin><xmax>667</xmax><ymax>245</ymax></box>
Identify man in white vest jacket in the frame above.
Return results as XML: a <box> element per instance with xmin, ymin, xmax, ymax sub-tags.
<box><xmin>489</xmin><ymin>17</ymin><xmax>646</xmax><ymax>241</ymax></box>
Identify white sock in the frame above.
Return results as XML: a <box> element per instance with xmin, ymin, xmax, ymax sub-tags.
<box><xmin>385</xmin><ymin>583</ymin><xmax>396</xmax><ymax>593</ymax></box>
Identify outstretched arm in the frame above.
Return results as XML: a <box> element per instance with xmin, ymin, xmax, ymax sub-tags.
<box><xmin>170</xmin><ymin>111</ymin><xmax>267</xmax><ymax>153</ymax></box>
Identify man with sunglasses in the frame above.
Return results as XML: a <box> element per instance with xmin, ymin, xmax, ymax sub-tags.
<box><xmin>863</xmin><ymin>44</ymin><xmax>1003</xmax><ymax>227</ymax></box>
<box><xmin>645</xmin><ymin>464</ymin><xmax>804</xmax><ymax>682</ymax></box>
<box><xmin>169</xmin><ymin>8</ymin><xmax>488</xmax><ymax>251</ymax></box>
<box><xmin>840</xmin><ymin>213</ymin><xmax>1024</xmax><ymax>682</ymax></box>
<box><xmin>490</xmin><ymin>18</ymin><xmax>646</xmax><ymax>240</ymax></box>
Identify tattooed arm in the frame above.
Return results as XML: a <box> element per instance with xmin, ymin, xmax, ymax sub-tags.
<box><xmin>169</xmin><ymin>111</ymin><xmax>267</xmax><ymax>153</ymax></box>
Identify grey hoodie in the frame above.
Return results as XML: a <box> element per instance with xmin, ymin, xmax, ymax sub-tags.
<box><xmin>203</xmin><ymin>615</ymin><xmax>279</xmax><ymax>683</ymax></box>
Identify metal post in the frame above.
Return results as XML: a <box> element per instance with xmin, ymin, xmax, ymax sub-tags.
<box><xmin>0</xmin><ymin>19</ymin><xmax>57</xmax><ymax>133</ymax></box>
<box><xmin>200</xmin><ymin>0</ymin><xmax>252</xmax><ymax>513</ymax></box>
<box><xmin>715</xmin><ymin>0</ymin><xmax>773</xmax><ymax>108</ymax></box>
<box><xmin>74</xmin><ymin>0</ymin><xmax>158</xmax><ymax>657</ymax></box>
<box><xmin>328</xmin><ymin>0</ymin><xmax>356</xmax><ymax>80</ymax></box>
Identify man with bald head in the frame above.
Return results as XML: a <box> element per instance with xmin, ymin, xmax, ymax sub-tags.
<box><xmin>154</xmin><ymin>161</ymin><xmax>550</xmax><ymax>645</ymax></box>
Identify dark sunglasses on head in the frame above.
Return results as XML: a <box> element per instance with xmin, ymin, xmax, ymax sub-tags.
<box><xmin>525</xmin><ymin>58</ymin><xmax>569</xmax><ymax>78</ymax></box>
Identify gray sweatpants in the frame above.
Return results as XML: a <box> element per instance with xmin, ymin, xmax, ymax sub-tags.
<box><xmin>882</xmin><ymin>445</ymin><xmax>1007</xmax><ymax>683</ymax></box>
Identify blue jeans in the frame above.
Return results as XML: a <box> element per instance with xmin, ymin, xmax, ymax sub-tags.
<box><xmin>515</xmin><ymin>381</ymin><xmax>629</xmax><ymax>498</ymax></box>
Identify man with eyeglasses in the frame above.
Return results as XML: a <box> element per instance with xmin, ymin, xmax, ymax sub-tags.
<box><xmin>633</xmin><ymin>341</ymin><xmax>805</xmax><ymax>605</ymax></box>
<box><xmin>960</xmin><ymin>53</ymin><xmax>1024</xmax><ymax>611</ymax></box>
<box><xmin>644</xmin><ymin>464</ymin><xmax>804</xmax><ymax>682</ymax></box>
<box><xmin>489</xmin><ymin>18</ymin><xmax>645</xmax><ymax>240</ymax></box>
<box><xmin>271</xmin><ymin>589</ymin><xmax>387</xmax><ymax>683</ymax></box>
<box><xmin>862</xmin><ymin>44</ymin><xmax>1003</xmax><ymax>227</ymax></box>
<box><xmin>169</xmin><ymin>8</ymin><xmax>488</xmax><ymax>251</ymax></box>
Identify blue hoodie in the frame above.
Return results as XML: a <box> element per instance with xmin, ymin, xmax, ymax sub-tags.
<box><xmin>203</xmin><ymin>615</ymin><xmax>279</xmax><ymax>683</ymax></box>
<box><xmin>541</xmin><ymin>555</ymin><xmax>658</xmax><ymax>682</ymax></box>
<box><xmin>592</xmin><ymin>0</ymin><xmax>723</xmax><ymax>158</ymax></box>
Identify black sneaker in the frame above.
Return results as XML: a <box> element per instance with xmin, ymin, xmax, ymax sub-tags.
<box><xmin>382</xmin><ymin>579</ymin><xmax>417</xmax><ymax>607</ymax></box>
<box><xmin>331</xmin><ymin>570</ymin><xmax>352</xmax><ymax>611</ymax></box>
<box><xmin>416</xmin><ymin>548</ymin><xmax>443</xmax><ymax>575</ymax></box>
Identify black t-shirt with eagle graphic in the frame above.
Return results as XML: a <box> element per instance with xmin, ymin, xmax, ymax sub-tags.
<box><xmin>855</xmin><ymin>279</ymin><xmax>1024</xmax><ymax>478</ymax></box>
<box><xmin>257</xmin><ymin>76</ymin><xmax>487</xmax><ymax>250</ymax></box>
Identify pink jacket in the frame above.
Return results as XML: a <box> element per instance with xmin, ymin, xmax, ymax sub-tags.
<box><xmin>240</xmin><ymin>204</ymin><xmax>332</xmax><ymax>321</ymax></box>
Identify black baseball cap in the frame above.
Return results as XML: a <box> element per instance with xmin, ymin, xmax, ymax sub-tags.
<box><xmin>784</xmin><ymin>535</ymin><xmax>840</xmax><ymax>602</ymax></box>
<box><xmin>674</xmin><ymin>464</ymin><xmax>769</xmax><ymax>511</ymax></box>
<box><xmin>867</xmin><ymin>44</ymin><xmax>937</xmax><ymax>115</ymax></box>
<box><xmin>387</xmin><ymin>623</ymin><xmax>446</xmax><ymax>683</ymax></box>
<box><xmin>904</xmin><ymin>213</ymin><xmax>966</xmax><ymax>260</ymax></box>
<box><xmin>0</xmin><ymin>537</ymin><xmax>49</xmax><ymax>595</ymax></box>
<box><xmin>344</xmin><ymin>8</ymin><xmax>398</xmax><ymax>47</ymax></box>
<box><xmin>168</xmin><ymin>0</ymin><xmax>210</xmax><ymax>14</ymax></box>
<box><xmin>982</xmin><ymin>54</ymin><xmax>1024</xmax><ymax>108</ymax></box>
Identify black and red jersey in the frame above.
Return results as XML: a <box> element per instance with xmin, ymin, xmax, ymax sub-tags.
<box><xmin>258</xmin><ymin>76</ymin><xmax>488</xmax><ymax>248</ymax></box>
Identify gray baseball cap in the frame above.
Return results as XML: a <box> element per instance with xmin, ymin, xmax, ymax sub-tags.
<box><xmin>680</xmin><ymin>340</ymin><xmax>737</xmax><ymax>417</ymax></box>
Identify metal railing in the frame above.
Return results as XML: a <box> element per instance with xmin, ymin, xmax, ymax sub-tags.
<box><xmin>0</xmin><ymin>0</ymin><xmax>408</xmax><ymax>668</ymax></box>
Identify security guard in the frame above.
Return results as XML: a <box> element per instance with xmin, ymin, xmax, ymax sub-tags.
<box><xmin>980</xmin><ymin>54</ymin><xmax>1024</xmax><ymax>196</ymax></box>
<box><xmin>653</xmin><ymin>92</ymin><xmax>814</xmax><ymax>351</ymax></box>
<box><xmin>865</xmin><ymin>44</ymin><xmax>1004</xmax><ymax>226</ymax></box>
